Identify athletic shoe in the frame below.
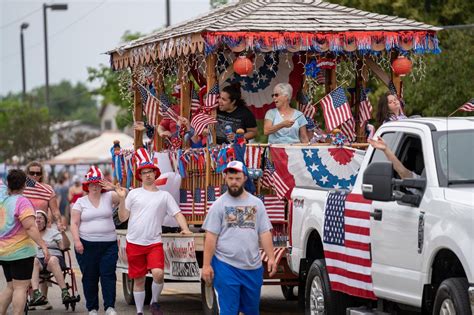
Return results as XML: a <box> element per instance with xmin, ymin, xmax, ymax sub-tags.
<box><xmin>150</xmin><ymin>302</ymin><xmax>163</xmax><ymax>315</ymax></box>
<box><xmin>105</xmin><ymin>307</ymin><xmax>118</xmax><ymax>315</ymax></box>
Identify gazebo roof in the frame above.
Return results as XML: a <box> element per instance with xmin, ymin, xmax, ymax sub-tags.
<box><xmin>108</xmin><ymin>0</ymin><xmax>441</xmax><ymax>70</ymax></box>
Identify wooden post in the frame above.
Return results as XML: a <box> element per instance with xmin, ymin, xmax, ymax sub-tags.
<box><xmin>354</xmin><ymin>59</ymin><xmax>368</xmax><ymax>143</ymax></box>
<box><xmin>205</xmin><ymin>54</ymin><xmax>217</xmax><ymax>220</ymax></box>
<box><xmin>179</xmin><ymin>59</ymin><xmax>191</xmax><ymax>137</ymax></box>
<box><xmin>153</xmin><ymin>66</ymin><xmax>164</xmax><ymax>151</ymax></box>
<box><xmin>132</xmin><ymin>73</ymin><xmax>143</xmax><ymax>188</ymax></box>
<box><xmin>324</xmin><ymin>66</ymin><xmax>337</xmax><ymax>94</ymax></box>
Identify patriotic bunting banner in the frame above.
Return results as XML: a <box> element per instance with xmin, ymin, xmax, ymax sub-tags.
<box><xmin>270</xmin><ymin>146</ymin><xmax>365</xmax><ymax>199</ymax></box>
<box><xmin>322</xmin><ymin>191</ymin><xmax>376</xmax><ymax>300</ymax></box>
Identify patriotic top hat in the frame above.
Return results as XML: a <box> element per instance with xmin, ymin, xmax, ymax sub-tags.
<box><xmin>83</xmin><ymin>166</ymin><xmax>106</xmax><ymax>193</ymax></box>
<box><xmin>135</xmin><ymin>148</ymin><xmax>161</xmax><ymax>181</ymax></box>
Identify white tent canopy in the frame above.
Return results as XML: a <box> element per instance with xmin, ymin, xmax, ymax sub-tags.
<box><xmin>46</xmin><ymin>131</ymin><xmax>134</xmax><ymax>165</ymax></box>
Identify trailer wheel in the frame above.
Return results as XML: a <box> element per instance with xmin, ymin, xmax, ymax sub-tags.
<box><xmin>433</xmin><ymin>278</ymin><xmax>470</xmax><ymax>315</ymax></box>
<box><xmin>305</xmin><ymin>259</ymin><xmax>346</xmax><ymax>315</ymax></box>
<box><xmin>122</xmin><ymin>274</ymin><xmax>152</xmax><ymax>305</ymax></box>
<box><xmin>201</xmin><ymin>281</ymin><xmax>217</xmax><ymax>315</ymax></box>
<box><xmin>281</xmin><ymin>282</ymin><xmax>298</xmax><ymax>301</ymax></box>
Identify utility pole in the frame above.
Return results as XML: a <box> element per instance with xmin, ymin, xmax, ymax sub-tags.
<box><xmin>20</xmin><ymin>23</ymin><xmax>29</xmax><ymax>102</ymax></box>
<box><xmin>166</xmin><ymin>0</ymin><xmax>170</xmax><ymax>27</ymax></box>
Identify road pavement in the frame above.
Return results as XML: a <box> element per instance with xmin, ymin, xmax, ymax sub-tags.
<box><xmin>0</xmin><ymin>234</ymin><xmax>302</xmax><ymax>314</ymax></box>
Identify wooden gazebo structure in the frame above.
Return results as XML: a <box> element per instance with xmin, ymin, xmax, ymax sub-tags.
<box><xmin>107</xmin><ymin>0</ymin><xmax>441</xmax><ymax>145</ymax></box>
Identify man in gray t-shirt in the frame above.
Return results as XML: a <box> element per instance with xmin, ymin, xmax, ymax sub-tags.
<box><xmin>202</xmin><ymin>160</ymin><xmax>276</xmax><ymax>315</ymax></box>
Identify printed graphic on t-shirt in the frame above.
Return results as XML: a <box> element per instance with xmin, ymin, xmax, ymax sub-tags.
<box><xmin>224</xmin><ymin>206</ymin><xmax>257</xmax><ymax>229</ymax></box>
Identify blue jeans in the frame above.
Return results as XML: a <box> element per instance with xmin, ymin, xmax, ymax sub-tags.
<box><xmin>76</xmin><ymin>239</ymin><xmax>118</xmax><ymax>311</ymax></box>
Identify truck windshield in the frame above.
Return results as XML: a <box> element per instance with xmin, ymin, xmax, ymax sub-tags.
<box><xmin>433</xmin><ymin>130</ymin><xmax>474</xmax><ymax>186</ymax></box>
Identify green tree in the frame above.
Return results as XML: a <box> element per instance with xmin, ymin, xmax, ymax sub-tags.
<box><xmin>211</xmin><ymin>0</ymin><xmax>228</xmax><ymax>8</ymax></box>
<box><xmin>87</xmin><ymin>31</ymin><xmax>145</xmax><ymax>129</ymax></box>
<box><xmin>0</xmin><ymin>100</ymin><xmax>52</xmax><ymax>163</ymax></box>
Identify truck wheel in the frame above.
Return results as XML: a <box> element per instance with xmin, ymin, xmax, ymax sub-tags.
<box><xmin>305</xmin><ymin>259</ymin><xmax>346</xmax><ymax>315</ymax></box>
<box><xmin>122</xmin><ymin>273</ymin><xmax>135</xmax><ymax>305</ymax></box>
<box><xmin>201</xmin><ymin>281</ymin><xmax>217</xmax><ymax>315</ymax></box>
<box><xmin>281</xmin><ymin>282</ymin><xmax>298</xmax><ymax>301</ymax></box>
<box><xmin>122</xmin><ymin>274</ymin><xmax>152</xmax><ymax>305</ymax></box>
<box><xmin>433</xmin><ymin>278</ymin><xmax>470</xmax><ymax>315</ymax></box>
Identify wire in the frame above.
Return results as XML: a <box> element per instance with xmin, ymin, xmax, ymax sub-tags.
<box><xmin>0</xmin><ymin>7</ymin><xmax>41</xmax><ymax>30</ymax></box>
<box><xmin>1</xmin><ymin>0</ymin><xmax>107</xmax><ymax>62</ymax></box>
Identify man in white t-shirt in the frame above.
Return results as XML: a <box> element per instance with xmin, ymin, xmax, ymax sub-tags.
<box><xmin>117</xmin><ymin>148</ymin><xmax>192</xmax><ymax>315</ymax></box>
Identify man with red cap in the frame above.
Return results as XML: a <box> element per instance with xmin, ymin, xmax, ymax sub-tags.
<box><xmin>201</xmin><ymin>160</ymin><xmax>277</xmax><ymax>315</ymax></box>
<box><xmin>117</xmin><ymin>148</ymin><xmax>192</xmax><ymax>315</ymax></box>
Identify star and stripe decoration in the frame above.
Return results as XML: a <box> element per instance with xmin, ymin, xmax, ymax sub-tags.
<box><xmin>320</xmin><ymin>87</ymin><xmax>356</xmax><ymax>141</ymax></box>
<box><xmin>459</xmin><ymin>98</ymin><xmax>474</xmax><ymax>112</ymax></box>
<box><xmin>322</xmin><ymin>191</ymin><xmax>376</xmax><ymax>300</ymax></box>
<box><xmin>359</xmin><ymin>88</ymin><xmax>373</xmax><ymax>127</ymax></box>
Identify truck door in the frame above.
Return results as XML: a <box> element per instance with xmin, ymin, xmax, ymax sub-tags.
<box><xmin>369</xmin><ymin>130</ymin><xmax>427</xmax><ymax>306</ymax></box>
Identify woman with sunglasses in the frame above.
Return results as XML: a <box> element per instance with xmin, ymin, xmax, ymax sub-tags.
<box><xmin>23</xmin><ymin>161</ymin><xmax>64</xmax><ymax>232</ymax></box>
<box><xmin>264</xmin><ymin>83</ymin><xmax>309</xmax><ymax>144</ymax></box>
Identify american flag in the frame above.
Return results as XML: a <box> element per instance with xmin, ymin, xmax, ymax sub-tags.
<box><xmin>23</xmin><ymin>178</ymin><xmax>55</xmax><ymax>202</ymax></box>
<box><xmin>194</xmin><ymin>188</ymin><xmax>206</xmax><ymax>215</ymax></box>
<box><xmin>359</xmin><ymin>89</ymin><xmax>372</xmax><ymax>126</ymax></box>
<box><xmin>320</xmin><ymin>87</ymin><xmax>354</xmax><ymax>132</ymax></box>
<box><xmin>179</xmin><ymin>189</ymin><xmax>193</xmax><ymax>217</ymax></box>
<box><xmin>158</xmin><ymin>93</ymin><xmax>179</xmax><ymax>122</ymax></box>
<box><xmin>262</xmin><ymin>195</ymin><xmax>286</xmax><ymax>222</ymax></box>
<box><xmin>459</xmin><ymin>99</ymin><xmax>474</xmax><ymax>112</ymax></box>
<box><xmin>245</xmin><ymin>146</ymin><xmax>264</xmax><ymax>169</ymax></box>
<box><xmin>261</xmin><ymin>158</ymin><xmax>289</xmax><ymax>200</ymax></box>
<box><xmin>322</xmin><ymin>192</ymin><xmax>376</xmax><ymax>300</ymax></box>
<box><xmin>204</xmin><ymin>83</ymin><xmax>219</xmax><ymax>110</ymax></box>
<box><xmin>341</xmin><ymin>118</ymin><xmax>356</xmax><ymax>142</ymax></box>
<box><xmin>300</xmin><ymin>103</ymin><xmax>316</xmax><ymax>119</ymax></box>
<box><xmin>191</xmin><ymin>88</ymin><xmax>200</xmax><ymax>114</ymax></box>
<box><xmin>137</xmin><ymin>84</ymin><xmax>160</xmax><ymax>126</ymax></box>
<box><xmin>191</xmin><ymin>112</ymin><xmax>217</xmax><ymax>136</ymax></box>
<box><xmin>206</xmin><ymin>186</ymin><xmax>221</xmax><ymax>210</ymax></box>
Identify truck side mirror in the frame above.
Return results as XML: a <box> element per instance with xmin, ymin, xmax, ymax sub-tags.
<box><xmin>362</xmin><ymin>162</ymin><xmax>394</xmax><ymax>202</ymax></box>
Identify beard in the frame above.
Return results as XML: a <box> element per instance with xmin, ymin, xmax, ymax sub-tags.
<box><xmin>227</xmin><ymin>185</ymin><xmax>244</xmax><ymax>197</ymax></box>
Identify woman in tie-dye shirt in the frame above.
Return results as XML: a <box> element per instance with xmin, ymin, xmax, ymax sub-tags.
<box><xmin>0</xmin><ymin>169</ymin><xmax>49</xmax><ymax>315</ymax></box>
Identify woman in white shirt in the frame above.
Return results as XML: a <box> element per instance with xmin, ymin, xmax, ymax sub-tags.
<box><xmin>264</xmin><ymin>83</ymin><xmax>309</xmax><ymax>144</ymax></box>
<box><xmin>70</xmin><ymin>166</ymin><xmax>121</xmax><ymax>315</ymax></box>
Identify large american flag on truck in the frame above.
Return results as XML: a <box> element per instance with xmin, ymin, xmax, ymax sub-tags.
<box><xmin>322</xmin><ymin>191</ymin><xmax>376</xmax><ymax>300</ymax></box>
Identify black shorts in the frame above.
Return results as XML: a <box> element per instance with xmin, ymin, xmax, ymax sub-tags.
<box><xmin>38</xmin><ymin>255</ymin><xmax>67</xmax><ymax>271</ymax></box>
<box><xmin>0</xmin><ymin>256</ymin><xmax>35</xmax><ymax>282</ymax></box>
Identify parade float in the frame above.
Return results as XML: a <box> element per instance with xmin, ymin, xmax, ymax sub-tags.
<box><xmin>105</xmin><ymin>0</ymin><xmax>441</xmax><ymax>309</ymax></box>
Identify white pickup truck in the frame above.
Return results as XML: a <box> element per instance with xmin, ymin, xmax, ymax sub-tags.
<box><xmin>289</xmin><ymin>118</ymin><xmax>474</xmax><ymax>314</ymax></box>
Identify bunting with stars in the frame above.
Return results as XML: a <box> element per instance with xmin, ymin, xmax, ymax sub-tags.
<box><xmin>270</xmin><ymin>146</ymin><xmax>365</xmax><ymax>199</ymax></box>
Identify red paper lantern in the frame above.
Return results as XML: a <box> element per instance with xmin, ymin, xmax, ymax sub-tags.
<box><xmin>233</xmin><ymin>56</ymin><xmax>253</xmax><ymax>77</ymax></box>
<box><xmin>391</xmin><ymin>56</ymin><xmax>412</xmax><ymax>76</ymax></box>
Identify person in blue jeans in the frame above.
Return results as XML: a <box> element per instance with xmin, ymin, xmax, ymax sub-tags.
<box><xmin>70</xmin><ymin>166</ymin><xmax>122</xmax><ymax>315</ymax></box>
<box><xmin>201</xmin><ymin>161</ymin><xmax>277</xmax><ymax>315</ymax></box>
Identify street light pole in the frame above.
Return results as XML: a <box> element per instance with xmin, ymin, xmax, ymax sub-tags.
<box><xmin>20</xmin><ymin>22</ymin><xmax>29</xmax><ymax>102</ymax></box>
<box><xmin>166</xmin><ymin>0</ymin><xmax>170</xmax><ymax>27</ymax></box>
<box><xmin>43</xmin><ymin>3</ymin><xmax>68</xmax><ymax>107</ymax></box>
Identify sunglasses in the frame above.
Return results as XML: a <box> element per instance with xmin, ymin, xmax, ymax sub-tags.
<box><xmin>29</xmin><ymin>171</ymin><xmax>42</xmax><ymax>176</ymax></box>
<box><xmin>271</xmin><ymin>93</ymin><xmax>279</xmax><ymax>98</ymax></box>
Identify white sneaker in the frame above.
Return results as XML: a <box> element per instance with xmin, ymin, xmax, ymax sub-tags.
<box><xmin>105</xmin><ymin>307</ymin><xmax>118</xmax><ymax>315</ymax></box>
<box><xmin>88</xmin><ymin>310</ymin><xmax>98</xmax><ymax>315</ymax></box>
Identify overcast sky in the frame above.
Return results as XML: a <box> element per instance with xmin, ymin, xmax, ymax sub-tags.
<box><xmin>0</xmin><ymin>0</ymin><xmax>212</xmax><ymax>96</ymax></box>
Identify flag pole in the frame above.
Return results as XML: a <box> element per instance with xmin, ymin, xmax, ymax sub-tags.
<box><xmin>448</xmin><ymin>107</ymin><xmax>460</xmax><ymax>117</ymax></box>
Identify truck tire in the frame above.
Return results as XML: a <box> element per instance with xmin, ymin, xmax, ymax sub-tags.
<box><xmin>201</xmin><ymin>281</ymin><xmax>218</xmax><ymax>315</ymax></box>
<box><xmin>432</xmin><ymin>278</ymin><xmax>470</xmax><ymax>315</ymax></box>
<box><xmin>305</xmin><ymin>259</ymin><xmax>346</xmax><ymax>315</ymax></box>
<box><xmin>122</xmin><ymin>274</ymin><xmax>153</xmax><ymax>306</ymax></box>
